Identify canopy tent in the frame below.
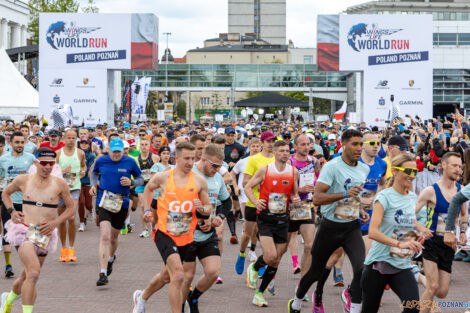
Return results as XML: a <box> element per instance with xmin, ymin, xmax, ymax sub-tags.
<box><xmin>0</xmin><ymin>47</ymin><xmax>38</xmax><ymax>121</ymax></box>
<box><xmin>235</xmin><ymin>92</ymin><xmax>308</xmax><ymax>108</ymax></box>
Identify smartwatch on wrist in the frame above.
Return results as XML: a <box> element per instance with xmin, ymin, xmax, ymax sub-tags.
<box><xmin>7</xmin><ymin>207</ymin><xmax>15</xmax><ymax>214</ymax></box>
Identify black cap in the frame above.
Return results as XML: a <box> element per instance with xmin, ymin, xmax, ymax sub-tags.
<box><xmin>371</xmin><ymin>126</ymin><xmax>379</xmax><ymax>132</ymax></box>
<box><xmin>159</xmin><ymin>145</ymin><xmax>171</xmax><ymax>154</ymax></box>
<box><xmin>282</xmin><ymin>131</ymin><xmax>291</xmax><ymax>137</ymax></box>
<box><xmin>388</xmin><ymin>135</ymin><xmax>408</xmax><ymax>149</ymax></box>
<box><xmin>35</xmin><ymin>147</ymin><xmax>56</xmax><ymax>159</ymax></box>
<box><xmin>49</xmin><ymin>129</ymin><xmax>61</xmax><ymax>137</ymax></box>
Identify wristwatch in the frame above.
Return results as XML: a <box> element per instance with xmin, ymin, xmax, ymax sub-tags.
<box><xmin>217</xmin><ymin>213</ymin><xmax>226</xmax><ymax>220</ymax></box>
<box><xmin>7</xmin><ymin>207</ymin><xmax>15</xmax><ymax>214</ymax></box>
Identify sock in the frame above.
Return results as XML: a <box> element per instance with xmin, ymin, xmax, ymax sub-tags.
<box><xmin>108</xmin><ymin>256</ymin><xmax>115</xmax><ymax>263</ymax></box>
<box><xmin>4</xmin><ymin>251</ymin><xmax>11</xmax><ymax>266</ymax></box>
<box><xmin>292</xmin><ymin>296</ymin><xmax>303</xmax><ymax>310</ymax></box>
<box><xmin>100</xmin><ymin>269</ymin><xmax>107</xmax><ymax>275</ymax></box>
<box><xmin>315</xmin><ymin>266</ymin><xmax>331</xmax><ymax>296</ymax></box>
<box><xmin>190</xmin><ymin>287</ymin><xmax>203</xmax><ymax>301</ymax></box>
<box><xmin>22</xmin><ymin>305</ymin><xmax>33</xmax><ymax>313</ymax></box>
<box><xmin>250</xmin><ymin>242</ymin><xmax>256</xmax><ymax>251</ymax></box>
<box><xmin>125</xmin><ymin>215</ymin><xmax>131</xmax><ymax>225</ymax></box>
<box><xmin>350</xmin><ymin>302</ymin><xmax>361</xmax><ymax>313</ymax></box>
<box><xmin>239</xmin><ymin>251</ymin><xmax>246</xmax><ymax>257</ymax></box>
<box><xmin>258</xmin><ymin>266</ymin><xmax>277</xmax><ymax>292</ymax></box>
<box><xmin>5</xmin><ymin>290</ymin><xmax>19</xmax><ymax>304</ymax></box>
<box><xmin>292</xmin><ymin>255</ymin><xmax>299</xmax><ymax>268</ymax></box>
<box><xmin>253</xmin><ymin>255</ymin><xmax>266</xmax><ymax>271</ymax></box>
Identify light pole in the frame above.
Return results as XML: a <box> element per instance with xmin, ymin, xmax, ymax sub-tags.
<box><xmin>163</xmin><ymin>32</ymin><xmax>171</xmax><ymax>120</ymax></box>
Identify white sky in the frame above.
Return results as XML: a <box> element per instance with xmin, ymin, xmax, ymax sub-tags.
<box><xmin>94</xmin><ymin>0</ymin><xmax>366</xmax><ymax>58</ymax></box>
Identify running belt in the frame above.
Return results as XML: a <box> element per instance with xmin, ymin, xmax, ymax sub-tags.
<box><xmin>22</xmin><ymin>200</ymin><xmax>59</xmax><ymax>209</ymax></box>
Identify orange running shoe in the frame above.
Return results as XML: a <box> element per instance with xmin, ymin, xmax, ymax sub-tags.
<box><xmin>59</xmin><ymin>248</ymin><xmax>69</xmax><ymax>262</ymax></box>
<box><xmin>69</xmin><ymin>247</ymin><xmax>77</xmax><ymax>262</ymax></box>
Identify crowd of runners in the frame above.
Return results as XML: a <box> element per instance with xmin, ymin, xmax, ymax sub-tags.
<box><xmin>0</xmin><ymin>113</ymin><xmax>469</xmax><ymax>313</ymax></box>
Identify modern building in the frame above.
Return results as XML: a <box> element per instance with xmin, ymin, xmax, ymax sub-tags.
<box><xmin>0</xmin><ymin>0</ymin><xmax>29</xmax><ymax>50</ymax></box>
<box><xmin>228</xmin><ymin>0</ymin><xmax>286</xmax><ymax>45</ymax></box>
<box><xmin>346</xmin><ymin>0</ymin><xmax>470</xmax><ymax>116</ymax></box>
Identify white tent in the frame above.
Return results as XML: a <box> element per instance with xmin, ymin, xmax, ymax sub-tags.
<box><xmin>0</xmin><ymin>47</ymin><xmax>38</xmax><ymax>121</ymax></box>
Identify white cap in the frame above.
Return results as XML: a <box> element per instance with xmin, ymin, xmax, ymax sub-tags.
<box><xmin>217</xmin><ymin>128</ymin><xmax>225</xmax><ymax>134</ymax></box>
<box><xmin>328</xmin><ymin>134</ymin><xmax>336</xmax><ymax>140</ymax></box>
<box><xmin>123</xmin><ymin>141</ymin><xmax>130</xmax><ymax>149</ymax></box>
<box><xmin>247</xmin><ymin>131</ymin><xmax>253</xmax><ymax>136</ymax></box>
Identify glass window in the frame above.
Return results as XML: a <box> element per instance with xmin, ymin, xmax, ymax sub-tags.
<box><xmin>450</xmin><ymin>12</ymin><xmax>456</xmax><ymax>21</ymax></box>
<box><xmin>200</xmin><ymin>97</ymin><xmax>210</xmax><ymax>106</ymax></box>
<box><xmin>433</xmin><ymin>33</ymin><xmax>438</xmax><ymax>45</ymax></box>
<box><xmin>458</xmin><ymin>33</ymin><xmax>470</xmax><ymax>45</ymax></box>
<box><xmin>443</xmin><ymin>12</ymin><xmax>450</xmax><ymax>20</ymax></box>
<box><xmin>438</xmin><ymin>33</ymin><xmax>457</xmax><ymax>45</ymax></box>
<box><xmin>226</xmin><ymin>97</ymin><xmax>231</xmax><ymax>105</ymax></box>
<box><xmin>438</xmin><ymin>12</ymin><xmax>444</xmax><ymax>20</ymax></box>
<box><xmin>303</xmin><ymin>55</ymin><xmax>313</xmax><ymax>64</ymax></box>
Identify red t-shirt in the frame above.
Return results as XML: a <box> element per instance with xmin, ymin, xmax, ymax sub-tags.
<box><xmin>40</xmin><ymin>141</ymin><xmax>65</xmax><ymax>152</ymax></box>
<box><xmin>149</xmin><ymin>146</ymin><xmax>160</xmax><ymax>154</ymax></box>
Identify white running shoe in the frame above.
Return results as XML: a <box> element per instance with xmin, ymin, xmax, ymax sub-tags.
<box><xmin>78</xmin><ymin>223</ymin><xmax>85</xmax><ymax>232</ymax></box>
<box><xmin>248</xmin><ymin>250</ymin><xmax>257</xmax><ymax>263</ymax></box>
<box><xmin>140</xmin><ymin>230</ymin><xmax>149</xmax><ymax>238</ymax></box>
<box><xmin>132</xmin><ymin>290</ymin><xmax>146</xmax><ymax>313</ymax></box>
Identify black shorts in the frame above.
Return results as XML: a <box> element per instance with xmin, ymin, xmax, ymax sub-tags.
<box><xmin>186</xmin><ymin>232</ymin><xmax>220</xmax><ymax>262</ymax></box>
<box><xmin>288</xmin><ymin>209</ymin><xmax>315</xmax><ymax>233</ymax></box>
<box><xmin>257</xmin><ymin>216</ymin><xmax>289</xmax><ymax>244</ymax></box>
<box><xmin>361</xmin><ymin>230</ymin><xmax>369</xmax><ymax>236</ymax></box>
<box><xmin>97</xmin><ymin>206</ymin><xmax>129</xmax><ymax>230</ymax></box>
<box><xmin>155</xmin><ymin>230</ymin><xmax>193</xmax><ymax>264</ymax></box>
<box><xmin>245</xmin><ymin>205</ymin><xmax>258</xmax><ymax>222</ymax></box>
<box><xmin>2</xmin><ymin>203</ymin><xmax>23</xmax><ymax>246</ymax></box>
<box><xmin>229</xmin><ymin>185</ymin><xmax>239</xmax><ymax>201</ymax></box>
<box><xmin>151</xmin><ymin>199</ymin><xmax>158</xmax><ymax>210</ymax></box>
<box><xmin>422</xmin><ymin>236</ymin><xmax>454</xmax><ymax>273</ymax></box>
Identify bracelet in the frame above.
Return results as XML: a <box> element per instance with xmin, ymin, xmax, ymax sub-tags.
<box><xmin>144</xmin><ymin>209</ymin><xmax>151</xmax><ymax>213</ymax></box>
<box><xmin>343</xmin><ymin>191</ymin><xmax>347</xmax><ymax>199</ymax></box>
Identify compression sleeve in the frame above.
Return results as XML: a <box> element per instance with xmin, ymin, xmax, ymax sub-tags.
<box><xmin>216</xmin><ymin>197</ymin><xmax>233</xmax><ymax>219</ymax></box>
<box><xmin>445</xmin><ymin>191</ymin><xmax>469</xmax><ymax>231</ymax></box>
<box><xmin>133</xmin><ymin>176</ymin><xmax>144</xmax><ymax>187</ymax></box>
<box><xmin>90</xmin><ymin>171</ymin><xmax>100</xmax><ymax>186</ymax></box>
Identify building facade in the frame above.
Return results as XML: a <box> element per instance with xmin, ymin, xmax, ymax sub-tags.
<box><xmin>0</xmin><ymin>0</ymin><xmax>29</xmax><ymax>49</ymax></box>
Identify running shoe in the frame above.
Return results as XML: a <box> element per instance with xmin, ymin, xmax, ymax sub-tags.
<box><xmin>248</xmin><ymin>250</ymin><xmax>257</xmax><ymax>263</ymax></box>
<box><xmin>230</xmin><ymin>235</ymin><xmax>238</xmax><ymax>244</ymax></box>
<box><xmin>120</xmin><ymin>224</ymin><xmax>128</xmax><ymax>235</ymax></box>
<box><xmin>140</xmin><ymin>230</ymin><xmax>149</xmax><ymax>238</ymax></box>
<box><xmin>287</xmin><ymin>299</ymin><xmax>301</xmax><ymax>313</ymax></box>
<box><xmin>4</xmin><ymin>265</ymin><xmax>13</xmax><ymax>278</ymax></box>
<box><xmin>186</xmin><ymin>292</ymin><xmax>199</xmax><ymax>313</ymax></box>
<box><xmin>258</xmin><ymin>266</ymin><xmax>266</xmax><ymax>277</ymax></box>
<box><xmin>0</xmin><ymin>292</ymin><xmax>13</xmax><ymax>313</ymax></box>
<box><xmin>293</xmin><ymin>265</ymin><xmax>301</xmax><ymax>274</ymax></box>
<box><xmin>235</xmin><ymin>252</ymin><xmax>246</xmax><ymax>275</ymax></box>
<box><xmin>312</xmin><ymin>291</ymin><xmax>324</xmax><ymax>313</ymax></box>
<box><xmin>132</xmin><ymin>290</ymin><xmax>146</xmax><ymax>313</ymax></box>
<box><xmin>454</xmin><ymin>250</ymin><xmax>467</xmax><ymax>261</ymax></box>
<box><xmin>252</xmin><ymin>291</ymin><xmax>268</xmax><ymax>307</ymax></box>
<box><xmin>246</xmin><ymin>262</ymin><xmax>258</xmax><ymax>289</ymax></box>
<box><xmin>333</xmin><ymin>267</ymin><xmax>344</xmax><ymax>287</ymax></box>
<box><xmin>59</xmin><ymin>248</ymin><xmax>69</xmax><ymax>262</ymax></box>
<box><xmin>267</xmin><ymin>280</ymin><xmax>275</xmax><ymax>296</ymax></box>
<box><xmin>78</xmin><ymin>223</ymin><xmax>85</xmax><ymax>232</ymax></box>
<box><xmin>69</xmin><ymin>248</ymin><xmax>77</xmax><ymax>262</ymax></box>
<box><xmin>463</xmin><ymin>254</ymin><xmax>470</xmax><ymax>262</ymax></box>
<box><xmin>128</xmin><ymin>224</ymin><xmax>134</xmax><ymax>233</ymax></box>
<box><xmin>215</xmin><ymin>276</ymin><xmax>223</xmax><ymax>284</ymax></box>
<box><xmin>341</xmin><ymin>288</ymin><xmax>351</xmax><ymax>312</ymax></box>
<box><xmin>96</xmin><ymin>273</ymin><xmax>108</xmax><ymax>286</ymax></box>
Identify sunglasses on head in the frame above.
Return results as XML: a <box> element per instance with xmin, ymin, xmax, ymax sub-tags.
<box><xmin>364</xmin><ymin>141</ymin><xmax>380</xmax><ymax>146</ymax></box>
<box><xmin>207</xmin><ymin>158</ymin><xmax>223</xmax><ymax>169</ymax></box>
<box><xmin>392</xmin><ymin>166</ymin><xmax>418</xmax><ymax>177</ymax></box>
<box><xmin>37</xmin><ymin>159</ymin><xmax>56</xmax><ymax>167</ymax></box>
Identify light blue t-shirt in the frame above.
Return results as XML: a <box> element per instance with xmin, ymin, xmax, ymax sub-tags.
<box><xmin>365</xmin><ymin>188</ymin><xmax>417</xmax><ymax>269</ymax></box>
<box><xmin>317</xmin><ymin>156</ymin><xmax>370</xmax><ymax>223</ymax></box>
<box><xmin>0</xmin><ymin>152</ymin><xmax>35</xmax><ymax>204</ymax></box>
<box><xmin>24</xmin><ymin>142</ymin><xmax>37</xmax><ymax>155</ymax></box>
<box><xmin>193</xmin><ymin>165</ymin><xmax>230</xmax><ymax>242</ymax></box>
<box><xmin>149</xmin><ymin>163</ymin><xmax>174</xmax><ymax>199</ymax></box>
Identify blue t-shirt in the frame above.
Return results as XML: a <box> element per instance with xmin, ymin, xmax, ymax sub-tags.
<box><xmin>0</xmin><ymin>152</ymin><xmax>35</xmax><ymax>204</ymax></box>
<box><xmin>365</xmin><ymin>188</ymin><xmax>417</xmax><ymax>269</ymax></box>
<box><xmin>317</xmin><ymin>156</ymin><xmax>370</xmax><ymax>223</ymax></box>
<box><xmin>92</xmin><ymin>138</ymin><xmax>104</xmax><ymax>150</ymax></box>
<box><xmin>93</xmin><ymin>155</ymin><xmax>141</xmax><ymax>209</ymax></box>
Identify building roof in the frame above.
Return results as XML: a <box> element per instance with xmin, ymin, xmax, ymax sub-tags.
<box><xmin>174</xmin><ymin>55</ymin><xmax>186</xmax><ymax>64</ymax></box>
<box><xmin>206</xmin><ymin>34</ymin><xmax>258</xmax><ymax>42</ymax></box>
<box><xmin>235</xmin><ymin>92</ymin><xmax>308</xmax><ymax>108</ymax></box>
<box><xmin>5</xmin><ymin>45</ymin><xmax>38</xmax><ymax>62</ymax></box>
<box><xmin>188</xmin><ymin>44</ymin><xmax>288</xmax><ymax>53</ymax></box>
<box><xmin>161</xmin><ymin>48</ymin><xmax>174</xmax><ymax>62</ymax></box>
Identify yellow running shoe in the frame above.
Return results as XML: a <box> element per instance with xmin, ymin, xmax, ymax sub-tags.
<box><xmin>0</xmin><ymin>292</ymin><xmax>13</xmax><ymax>313</ymax></box>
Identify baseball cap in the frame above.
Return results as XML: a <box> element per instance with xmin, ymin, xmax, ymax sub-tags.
<box><xmin>123</xmin><ymin>141</ymin><xmax>130</xmax><ymax>149</ymax></box>
<box><xmin>159</xmin><ymin>145</ymin><xmax>171</xmax><ymax>154</ymax></box>
<box><xmin>49</xmin><ymin>129</ymin><xmax>61</xmax><ymax>137</ymax></box>
<box><xmin>225</xmin><ymin>127</ymin><xmax>236</xmax><ymax>134</ymax></box>
<box><xmin>128</xmin><ymin>139</ymin><xmax>136</xmax><ymax>146</ymax></box>
<box><xmin>328</xmin><ymin>134</ymin><xmax>336</xmax><ymax>140</ymax></box>
<box><xmin>35</xmin><ymin>147</ymin><xmax>56</xmax><ymax>159</ymax></box>
<box><xmin>282</xmin><ymin>131</ymin><xmax>291</xmax><ymax>138</ymax></box>
<box><xmin>166</xmin><ymin>131</ymin><xmax>174</xmax><ymax>140</ymax></box>
<box><xmin>388</xmin><ymin>135</ymin><xmax>408</xmax><ymax>150</ymax></box>
<box><xmin>109</xmin><ymin>138</ymin><xmax>124</xmax><ymax>152</ymax></box>
<box><xmin>123</xmin><ymin>122</ymin><xmax>130</xmax><ymax>128</ymax></box>
<box><xmin>260</xmin><ymin>131</ymin><xmax>275</xmax><ymax>141</ymax></box>
<box><xmin>35</xmin><ymin>131</ymin><xmax>44</xmax><ymax>137</ymax></box>
<box><xmin>79</xmin><ymin>138</ymin><xmax>91</xmax><ymax>144</ymax></box>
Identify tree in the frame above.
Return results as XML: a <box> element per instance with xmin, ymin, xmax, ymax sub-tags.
<box><xmin>176</xmin><ymin>100</ymin><xmax>186</xmax><ymax>120</ymax></box>
<box><xmin>211</xmin><ymin>93</ymin><xmax>223</xmax><ymax>114</ymax></box>
<box><xmin>145</xmin><ymin>91</ymin><xmax>158</xmax><ymax>117</ymax></box>
<box><xmin>283</xmin><ymin>91</ymin><xmax>331</xmax><ymax>114</ymax></box>
<box><xmin>81</xmin><ymin>0</ymin><xmax>99</xmax><ymax>13</ymax></box>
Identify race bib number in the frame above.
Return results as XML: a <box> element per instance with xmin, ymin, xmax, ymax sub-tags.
<box><xmin>99</xmin><ymin>190</ymin><xmax>124</xmax><ymax>213</ymax></box>
<box><xmin>142</xmin><ymin>169</ymin><xmax>151</xmax><ymax>182</ymax></box>
<box><xmin>63</xmin><ymin>173</ymin><xmax>76</xmax><ymax>188</ymax></box>
<box><xmin>290</xmin><ymin>201</ymin><xmax>313</xmax><ymax>221</ymax></box>
<box><xmin>167</xmin><ymin>212</ymin><xmax>192</xmax><ymax>236</ymax></box>
<box><xmin>268</xmin><ymin>192</ymin><xmax>287</xmax><ymax>214</ymax></box>
<box><xmin>390</xmin><ymin>229</ymin><xmax>417</xmax><ymax>258</ymax></box>
<box><xmin>359</xmin><ymin>190</ymin><xmax>375</xmax><ymax>211</ymax></box>
<box><xmin>299</xmin><ymin>173</ymin><xmax>315</xmax><ymax>200</ymax></box>
<box><xmin>436</xmin><ymin>213</ymin><xmax>447</xmax><ymax>236</ymax></box>
<box><xmin>334</xmin><ymin>198</ymin><xmax>360</xmax><ymax>221</ymax></box>
<box><xmin>26</xmin><ymin>224</ymin><xmax>51</xmax><ymax>249</ymax></box>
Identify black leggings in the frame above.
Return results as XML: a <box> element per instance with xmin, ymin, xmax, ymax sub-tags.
<box><xmin>361</xmin><ymin>264</ymin><xmax>419</xmax><ymax>313</ymax></box>
<box><xmin>296</xmin><ymin>218</ymin><xmax>365</xmax><ymax>303</ymax></box>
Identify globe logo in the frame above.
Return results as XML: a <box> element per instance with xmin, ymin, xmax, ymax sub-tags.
<box><xmin>347</xmin><ymin>23</ymin><xmax>368</xmax><ymax>52</ymax></box>
<box><xmin>46</xmin><ymin>21</ymin><xmax>66</xmax><ymax>50</ymax></box>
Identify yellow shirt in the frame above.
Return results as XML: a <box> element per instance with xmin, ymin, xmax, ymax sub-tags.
<box><xmin>244</xmin><ymin>152</ymin><xmax>275</xmax><ymax>207</ymax></box>
<box><xmin>384</xmin><ymin>157</ymin><xmax>392</xmax><ymax>179</ymax></box>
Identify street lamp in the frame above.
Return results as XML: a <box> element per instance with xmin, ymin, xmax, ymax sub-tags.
<box><xmin>163</xmin><ymin>32</ymin><xmax>171</xmax><ymax>120</ymax></box>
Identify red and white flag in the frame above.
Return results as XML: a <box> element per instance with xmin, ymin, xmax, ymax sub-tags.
<box><xmin>334</xmin><ymin>101</ymin><xmax>347</xmax><ymax>120</ymax></box>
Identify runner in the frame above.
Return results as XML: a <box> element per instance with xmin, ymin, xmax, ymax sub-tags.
<box><xmin>56</xmin><ymin>129</ymin><xmax>86</xmax><ymax>262</ymax></box>
<box><xmin>19</xmin><ymin>125</ymin><xmax>37</xmax><ymax>155</ymax></box>
<box><xmin>184</xmin><ymin>144</ymin><xmax>232</xmax><ymax>313</ymax></box>
<box><xmin>245</xmin><ymin>140</ymin><xmax>300</xmax><ymax>307</ymax></box>
<box><xmin>39</xmin><ymin>130</ymin><xmax>65</xmax><ymax>152</ymax></box>
<box><xmin>235</xmin><ymin>131</ymin><xmax>275</xmax><ymax>275</ymax></box>
<box><xmin>90</xmin><ymin>138</ymin><xmax>144</xmax><ymax>286</ymax></box>
<box><xmin>78</xmin><ymin>139</ymin><xmax>96</xmax><ymax>232</ymax></box>
<box><xmin>131</xmin><ymin>142</ymin><xmax>211</xmax><ymax>313</ymax></box>
<box><xmin>0</xmin><ymin>147</ymin><xmax>75</xmax><ymax>313</ymax></box>
<box><xmin>288</xmin><ymin>129</ymin><xmax>370</xmax><ymax>313</ymax></box>
<box><xmin>361</xmin><ymin>153</ymin><xmax>432</xmax><ymax>313</ymax></box>
<box><xmin>415</xmin><ymin>152</ymin><xmax>467</xmax><ymax>313</ymax></box>
<box><xmin>0</xmin><ymin>132</ymin><xmax>35</xmax><ymax>278</ymax></box>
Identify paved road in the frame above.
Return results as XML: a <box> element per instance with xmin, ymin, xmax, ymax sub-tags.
<box><xmin>0</xmin><ymin>211</ymin><xmax>469</xmax><ymax>313</ymax></box>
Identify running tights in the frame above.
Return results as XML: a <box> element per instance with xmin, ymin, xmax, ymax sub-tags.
<box><xmin>295</xmin><ymin>218</ymin><xmax>365</xmax><ymax>304</ymax></box>
<box><xmin>227</xmin><ymin>211</ymin><xmax>236</xmax><ymax>236</ymax></box>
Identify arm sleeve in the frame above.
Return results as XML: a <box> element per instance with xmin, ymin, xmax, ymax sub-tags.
<box><xmin>90</xmin><ymin>171</ymin><xmax>100</xmax><ymax>186</ymax></box>
<box><xmin>216</xmin><ymin>197</ymin><xmax>232</xmax><ymax>219</ymax></box>
<box><xmin>445</xmin><ymin>190</ymin><xmax>469</xmax><ymax>231</ymax></box>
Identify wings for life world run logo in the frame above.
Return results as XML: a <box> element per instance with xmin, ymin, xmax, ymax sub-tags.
<box><xmin>347</xmin><ymin>23</ymin><xmax>407</xmax><ymax>52</ymax></box>
<box><xmin>46</xmin><ymin>21</ymin><xmax>105</xmax><ymax>50</ymax></box>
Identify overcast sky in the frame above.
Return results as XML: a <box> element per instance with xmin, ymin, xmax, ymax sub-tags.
<box><xmin>94</xmin><ymin>0</ymin><xmax>366</xmax><ymax>58</ymax></box>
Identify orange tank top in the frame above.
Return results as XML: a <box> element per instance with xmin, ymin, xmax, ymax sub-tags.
<box><xmin>259</xmin><ymin>163</ymin><xmax>295</xmax><ymax>214</ymax></box>
<box><xmin>157</xmin><ymin>169</ymin><xmax>199</xmax><ymax>246</ymax></box>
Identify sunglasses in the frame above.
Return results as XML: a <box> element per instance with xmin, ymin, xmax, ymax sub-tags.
<box><xmin>364</xmin><ymin>141</ymin><xmax>381</xmax><ymax>146</ymax></box>
<box><xmin>392</xmin><ymin>166</ymin><xmax>418</xmax><ymax>177</ymax></box>
<box><xmin>38</xmin><ymin>160</ymin><xmax>56</xmax><ymax>167</ymax></box>
<box><xmin>207</xmin><ymin>159</ymin><xmax>223</xmax><ymax>169</ymax></box>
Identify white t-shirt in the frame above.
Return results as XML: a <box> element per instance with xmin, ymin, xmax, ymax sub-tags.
<box><xmin>232</xmin><ymin>156</ymin><xmax>249</xmax><ymax>203</ymax></box>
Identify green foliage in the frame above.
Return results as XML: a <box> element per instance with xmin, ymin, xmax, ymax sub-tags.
<box><xmin>145</xmin><ymin>91</ymin><xmax>158</xmax><ymax>116</ymax></box>
<box><xmin>81</xmin><ymin>0</ymin><xmax>99</xmax><ymax>13</ymax></box>
<box><xmin>176</xmin><ymin>100</ymin><xmax>186</xmax><ymax>120</ymax></box>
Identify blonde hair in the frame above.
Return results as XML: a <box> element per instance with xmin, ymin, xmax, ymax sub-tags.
<box><xmin>387</xmin><ymin>154</ymin><xmax>416</xmax><ymax>188</ymax></box>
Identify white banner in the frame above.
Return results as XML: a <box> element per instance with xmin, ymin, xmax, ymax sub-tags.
<box><xmin>363</xmin><ymin>68</ymin><xmax>433</xmax><ymax>127</ymax></box>
<box><xmin>131</xmin><ymin>76</ymin><xmax>151</xmax><ymax>115</ymax></box>
<box><xmin>39</xmin><ymin>69</ymin><xmax>108</xmax><ymax>127</ymax></box>
<box><xmin>39</xmin><ymin>13</ymin><xmax>131</xmax><ymax>69</ymax></box>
